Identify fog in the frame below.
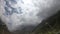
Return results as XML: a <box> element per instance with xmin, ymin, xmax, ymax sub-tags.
<box><xmin>0</xmin><ymin>0</ymin><xmax>60</xmax><ymax>33</ymax></box>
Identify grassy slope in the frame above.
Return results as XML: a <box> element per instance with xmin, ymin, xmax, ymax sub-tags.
<box><xmin>33</xmin><ymin>11</ymin><xmax>60</xmax><ymax>34</ymax></box>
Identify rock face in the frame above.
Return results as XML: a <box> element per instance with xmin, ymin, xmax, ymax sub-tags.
<box><xmin>0</xmin><ymin>0</ymin><xmax>60</xmax><ymax>33</ymax></box>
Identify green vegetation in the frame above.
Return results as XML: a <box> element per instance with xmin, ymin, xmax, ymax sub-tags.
<box><xmin>33</xmin><ymin>11</ymin><xmax>60</xmax><ymax>34</ymax></box>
